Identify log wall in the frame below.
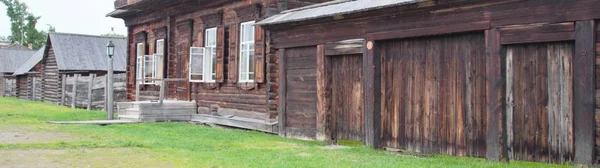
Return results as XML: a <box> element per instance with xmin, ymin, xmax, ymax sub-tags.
<box><xmin>595</xmin><ymin>22</ymin><xmax>600</xmax><ymax>164</ymax></box>
<box><xmin>42</xmin><ymin>45</ymin><xmax>62</xmax><ymax>104</ymax></box>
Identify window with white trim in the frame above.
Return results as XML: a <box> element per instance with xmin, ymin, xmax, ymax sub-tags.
<box><xmin>155</xmin><ymin>39</ymin><xmax>165</xmax><ymax>80</ymax></box>
<box><xmin>136</xmin><ymin>43</ymin><xmax>144</xmax><ymax>83</ymax></box>
<box><xmin>239</xmin><ymin>21</ymin><xmax>255</xmax><ymax>82</ymax></box>
<box><xmin>205</xmin><ymin>28</ymin><xmax>217</xmax><ymax>82</ymax></box>
<box><xmin>189</xmin><ymin>28</ymin><xmax>217</xmax><ymax>83</ymax></box>
<box><xmin>189</xmin><ymin>47</ymin><xmax>205</xmax><ymax>82</ymax></box>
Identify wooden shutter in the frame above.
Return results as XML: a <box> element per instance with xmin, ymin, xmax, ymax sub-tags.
<box><xmin>254</xmin><ymin>26</ymin><xmax>265</xmax><ymax>83</ymax></box>
<box><xmin>215</xmin><ymin>25</ymin><xmax>225</xmax><ymax>83</ymax></box>
<box><xmin>228</xmin><ymin>25</ymin><xmax>238</xmax><ymax>83</ymax></box>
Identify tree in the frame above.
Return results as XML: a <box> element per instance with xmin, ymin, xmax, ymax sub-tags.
<box><xmin>1</xmin><ymin>0</ymin><xmax>53</xmax><ymax>49</ymax></box>
<box><xmin>100</xmin><ymin>33</ymin><xmax>126</xmax><ymax>38</ymax></box>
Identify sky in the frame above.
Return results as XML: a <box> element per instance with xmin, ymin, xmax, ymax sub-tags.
<box><xmin>0</xmin><ymin>0</ymin><xmax>127</xmax><ymax>38</ymax></box>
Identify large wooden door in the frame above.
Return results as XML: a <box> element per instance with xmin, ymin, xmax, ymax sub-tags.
<box><xmin>284</xmin><ymin>46</ymin><xmax>318</xmax><ymax>139</ymax></box>
<box><xmin>379</xmin><ymin>33</ymin><xmax>487</xmax><ymax>157</ymax></box>
<box><xmin>505</xmin><ymin>42</ymin><xmax>574</xmax><ymax>163</ymax></box>
<box><xmin>329</xmin><ymin>54</ymin><xmax>363</xmax><ymax>141</ymax></box>
<box><xmin>171</xmin><ymin>21</ymin><xmax>192</xmax><ymax>100</ymax></box>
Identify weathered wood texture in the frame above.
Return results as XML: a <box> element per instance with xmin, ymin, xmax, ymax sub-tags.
<box><xmin>63</xmin><ymin>74</ymin><xmax>127</xmax><ymax>110</ymax></box>
<box><xmin>329</xmin><ymin>54</ymin><xmax>363</xmax><ymax>141</ymax></box>
<box><xmin>506</xmin><ymin>42</ymin><xmax>573</xmax><ymax>163</ymax></box>
<box><xmin>595</xmin><ymin>22</ymin><xmax>600</xmax><ymax>164</ymax></box>
<box><xmin>42</xmin><ymin>46</ymin><xmax>62</xmax><ymax>104</ymax></box>
<box><xmin>284</xmin><ymin>46</ymin><xmax>318</xmax><ymax>139</ymax></box>
<box><xmin>1</xmin><ymin>75</ymin><xmax>16</xmax><ymax>97</ymax></box>
<box><xmin>379</xmin><ymin>33</ymin><xmax>486</xmax><ymax>157</ymax></box>
<box><xmin>573</xmin><ymin>20</ymin><xmax>595</xmax><ymax>165</ymax></box>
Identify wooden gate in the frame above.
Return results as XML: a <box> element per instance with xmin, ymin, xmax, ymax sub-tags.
<box><xmin>329</xmin><ymin>54</ymin><xmax>363</xmax><ymax>141</ymax></box>
<box><xmin>505</xmin><ymin>42</ymin><xmax>574</xmax><ymax>163</ymax></box>
<box><xmin>379</xmin><ymin>33</ymin><xmax>487</xmax><ymax>157</ymax></box>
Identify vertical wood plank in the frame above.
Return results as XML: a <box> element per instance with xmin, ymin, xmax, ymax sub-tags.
<box><xmin>505</xmin><ymin>47</ymin><xmax>514</xmax><ymax>160</ymax></box>
<box><xmin>573</xmin><ymin>20</ymin><xmax>595</xmax><ymax>165</ymax></box>
<box><xmin>486</xmin><ymin>28</ymin><xmax>508</xmax><ymax>162</ymax></box>
<box><xmin>558</xmin><ymin>44</ymin><xmax>573</xmax><ymax>162</ymax></box>
<box><xmin>316</xmin><ymin>44</ymin><xmax>333</xmax><ymax>142</ymax></box>
<box><xmin>87</xmin><ymin>74</ymin><xmax>95</xmax><ymax>110</ymax></box>
<box><xmin>60</xmin><ymin>74</ymin><xmax>66</xmax><ymax>106</ymax></box>
<box><xmin>32</xmin><ymin>77</ymin><xmax>36</xmax><ymax>100</ymax></box>
<box><xmin>71</xmin><ymin>74</ymin><xmax>78</xmax><ymax>109</ymax></box>
<box><xmin>278</xmin><ymin>48</ymin><xmax>287</xmax><ymax>137</ymax></box>
<box><xmin>364</xmin><ymin>40</ymin><xmax>381</xmax><ymax>148</ymax></box>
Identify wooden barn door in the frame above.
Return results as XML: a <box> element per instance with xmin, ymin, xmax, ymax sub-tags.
<box><xmin>283</xmin><ymin>46</ymin><xmax>319</xmax><ymax>139</ymax></box>
<box><xmin>505</xmin><ymin>42</ymin><xmax>574</xmax><ymax>163</ymax></box>
<box><xmin>379</xmin><ymin>33</ymin><xmax>487</xmax><ymax>157</ymax></box>
<box><xmin>329</xmin><ymin>54</ymin><xmax>363</xmax><ymax>142</ymax></box>
<box><xmin>172</xmin><ymin>21</ymin><xmax>193</xmax><ymax>100</ymax></box>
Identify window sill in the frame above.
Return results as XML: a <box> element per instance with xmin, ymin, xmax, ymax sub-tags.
<box><xmin>237</xmin><ymin>82</ymin><xmax>256</xmax><ymax>91</ymax></box>
<box><xmin>201</xmin><ymin>82</ymin><xmax>219</xmax><ymax>90</ymax></box>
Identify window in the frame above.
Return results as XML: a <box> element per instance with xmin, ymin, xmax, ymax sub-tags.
<box><xmin>189</xmin><ymin>47</ymin><xmax>205</xmax><ymax>82</ymax></box>
<box><xmin>155</xmin><ymin>39</ymin><xmax>165</xmax><ymax>80</ymax></box>
<box><xmin>136</xmin><ymin>43</ymin><xmax>144</xmax><ymax>82</ymax></box>
<box><xmin>189</xmin><ymin>28</ymin><xmax>217</xmax><ymax>83</ymax></box>
<box><xmin>239</xmin><ymin>21</ymin><xmax>255</xmax><ymax>82</ymax></box>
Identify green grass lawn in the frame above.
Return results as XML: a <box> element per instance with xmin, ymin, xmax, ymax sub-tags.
<box><xmin>0</xmin><ymin>97</ymin><xmax>569</xmax><ymax>167</ymax></box>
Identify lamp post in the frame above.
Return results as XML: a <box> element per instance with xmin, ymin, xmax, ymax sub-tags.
<box><xmin>106</xmin><ymin>41</ymin><xmax>115</xmax><ymax>120</ymax></box>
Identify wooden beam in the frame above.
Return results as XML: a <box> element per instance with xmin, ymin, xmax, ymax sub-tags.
<box><xmin>60</xmin><ymin>74</ymin><xmax>66</xmax><ymax>105</ymax></box>
<box><xmin>485</xmin><ymin>28</ymin><xmax>508</xmax><ymax>162</ymax></box>
<box><xmin>573</xmin><ymin>20</ymin><xmax>595</xmax><ymax>166</ymax></box>
<box><xmin>323</xmin><ymin>39</ymin><xmax>365</xmax><ymax>56</ymax></box>
<box><xmin>87</xmin><ymin>74</ymin><xmax>95</xmax><ymax>110</ymax></box>
<box><xmin>316</xmin><ymin>44</ymin><xmax>333</xmax><ymax>143</ymax></box>
<box><xmin>367</xmin><ymin>21</ymin><xmax>489</xmax><ymax>41</ymax></box>
<box><xmin>72</xmin><ymin>74</ymin><xmax>79</xmax><ymax>109</ymax></box>
<box><xmin>278</xmin><ymin>48</ymin><xmax>287</xmax><ymax>137</ymax></box>
<box><xmin>363</xmin><ymin>40</ymin><xmax>381</xmax><ymax>148</ymax></box>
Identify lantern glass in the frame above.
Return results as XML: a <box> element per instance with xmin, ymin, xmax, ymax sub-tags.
<box><xmin>106</xmin><ymin>41</ymin><xmax>115</xmax><ymax>57</ymax></box>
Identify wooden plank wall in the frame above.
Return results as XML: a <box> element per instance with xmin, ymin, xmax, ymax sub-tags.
<box><xmin>329</xmin><ymin>54</ymin><xmax>363</xmax><ymax>141</ymax></box>
<box><xmin>595</xmin><ymin>22</ymin><xmax>600</xmax><ymax>164</ymax></box>
<box><xmin>379</xmin><ymin>33</ymin><xmax>487</xmax><ymax>157</ymax></box>
<box><xmin>0</xmin><ymin>75</ymin><xmax>4</xmax><ymax>97</ymax></box>
<box><xmin>63</xmin><ymin>74</ymin><xmax>127</xmax><ymax>110</ymax></box>
<box><xmin>506</xmin><ymin>42</ymin><xmax>573</xmax><ymax>163</ymax></box>
<box><xmin>16</xmin><ymin>75</ymin><xmax>29</xmax><ymax>99</ymax></box>
<box><xmin>2</xmin><ymin>77</ymin><xmax>16</xmax><ymax>97</ymax></box>
<box><xmin>284</xmin><ymin>46</ymin><xmax>318</xmax><ymax>139</ymax></box>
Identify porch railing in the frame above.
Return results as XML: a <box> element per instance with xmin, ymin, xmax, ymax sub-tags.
<box><xmin>135</xmin><ymin>78</ymin><xmax>187</xmax><ymax>104</ymax></box>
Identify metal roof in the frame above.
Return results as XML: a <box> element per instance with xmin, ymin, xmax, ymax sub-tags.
<box><xmin>0</xmin><ymin>49</ymin><xmax>35</xmax><ymax>73</ymax></box>
<box><xmin>12</xmin><ymin>48</ymin><xmax>44</xmax><ymax>76</ymax></box>
<box><xmin>256</xmin><ymin>0</ymin><xmax>425</xmax><ymax>26</ymax></box>
<box><xmin>49</xmin><ymin>33</ymin><xmax>127</xmax><ymax>72</ymax></box>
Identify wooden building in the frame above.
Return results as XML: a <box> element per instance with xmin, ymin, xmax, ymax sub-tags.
<box><xmin>13</xmin><ymin>48</ymin><xmax>45</xmax><ymax>100</ymax></box>
<box><xmin>38</xmin><ymin>33</ymin><xmax>127</xmax><ymax>105</ymax></box>
<box><xmin>0</xmin><ymin>48</ymin><xmax>35</xmax><ymax>97</ymax></box>
<box><xmin>108</xmin><ymin>0</ymin><xmax>329</xmax><ymax>132</ymax></box>
<box><xmin>257</xmin><ymin>0</ymin><xmax>600</xmax><ymax>165</ymax></box>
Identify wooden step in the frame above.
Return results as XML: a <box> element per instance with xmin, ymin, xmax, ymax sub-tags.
<box><xmin>191</xmin><ymin>114</ymin><xmax>278</xmax><ymax>133</ymax></box>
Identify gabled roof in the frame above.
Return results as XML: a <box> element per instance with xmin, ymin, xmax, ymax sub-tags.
<box><xmin>0</xmin><ymin>43</ymin><xmax>30</xmax><ymax>50</ymax></box>
<box><xmin>12</xmin><ymin>48</ymin><xmax>44</xmax><ymax>76</ymax></box>
<box><xmin>0</xmin><ymin>49</ymin><xmax>35</xmax><ymax>73</ymax></box>
<box><xmin>257</xmin><ymin>0</ymin><xmax>425</xmax><ymax>26</ymax></box>
<box><xmin>48</xmin><ymin>33</ymin><xmax>127</xmax><ymax>72</ymax></box>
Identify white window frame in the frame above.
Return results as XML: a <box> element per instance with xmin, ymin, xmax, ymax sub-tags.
<box><xmin>154</xmin><ymin>39</ymin><xmax>165</xmax><ymax>81</ymax></box>
<box><xmin>189</xmin><ymin>47</ymin><xmax>206</xmax><ymax>83</ymax></box>
<box><xmin>143</xmin><ymin>54</ymin><xmax>157</xmax><ymax>85</ymax></box>
<box><xmin>204</xmin><ymin>27</ymin><xmax>217</xmax><ymax>83</ymax></box>
<box><xmin>239</xmin><ymin>21</ymin><xmax>255</xmax><ymax>83</ymax></box>
<box><xmin>136</xmin><ymin>43</ymin><xmax>144</xmax><ymax>83</ymax></box>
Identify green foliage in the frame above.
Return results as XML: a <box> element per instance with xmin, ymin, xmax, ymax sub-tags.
<box><xmin>0</xmin><ymin>0</ymin><xmax>52</xmax><ymax>49</ymax></box>
<box><xmin>100</xmin><ymin>32</ymin><xmax>126</xmax><ymax>38</ymax></box>
<box><xmin>0</xmin><ymin>97</ymin><xmax>570</xmax><ymax>168</ymax></box>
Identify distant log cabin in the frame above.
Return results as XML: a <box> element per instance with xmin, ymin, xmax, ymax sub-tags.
<box><xmin>257</xmin><ymin>0</ymin><xmax>600</xmax><ymax>165</ymax></box>
<box><xmin>28</xmin><ymin>33</ymin><xmax>128</xmax><ymax>109</ymax></box>
<box><xmin>0</xmin><ymin>48</ymin><xmax>35</xmax><ymax>97</ymax></box>
<box><xmin>108</xmin><ymin>0</ymin><xmax>331</xmax><ymax>132</ymax></box>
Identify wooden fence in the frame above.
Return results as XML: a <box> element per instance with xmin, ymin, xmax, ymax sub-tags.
<box><xmin>59</xmin><ymin>73</ymin><xmax>126</xmax><ymax>110</ymax></box>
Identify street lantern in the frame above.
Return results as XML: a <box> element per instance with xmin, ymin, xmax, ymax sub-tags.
<box><xmin>106</xmin><ymin>41</ymin><xmax>115</xmax><ymax>120</ymax></box>
<box><xmin>106</xmin><ymin>41</ymin><xmax>115</xmax><ymax>58</ymax></box>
